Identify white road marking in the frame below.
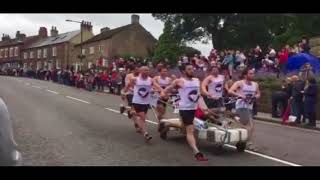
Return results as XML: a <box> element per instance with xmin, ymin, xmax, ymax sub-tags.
<box><xmin>102</xmin><ymin>106</ymin><xmax>302</xmax><ymax>166</ymax></box>
<box><xmin>223</xmin><ymin>144</ymin><xmax>301</xmax><ymax>166</ymax></box>
<box><xmin>66</xmin><ymin>96</ymin><xmax>91</xmax><ymax>104</ymax></box>
<box><xmin>46</xmin><ymin>89</ymin><xmax>59</xmax><ymax>94</ymax></box>
<box><xmin>32</xmin><ymin>85</ymin><xmax>42</xmax><ymax>89</ymax></box>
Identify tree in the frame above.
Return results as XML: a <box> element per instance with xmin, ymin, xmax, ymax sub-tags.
<box><xmin>153</xmin><ymin>21</ymin><xmax>180</xmax><ymax>66</ymax></box>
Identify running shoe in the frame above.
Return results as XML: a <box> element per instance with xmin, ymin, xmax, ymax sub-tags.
<box><xmin>195</xmin><ymin>152</ymin><xmax>208</xmax><ymax>161</ymax></box>
<box><xmin>144</xmin><ymin>133</ymin><xmax>152</xmax><ymax>142</ymax></box>
<box><xmin>120</xmin><ymin>104</ymin><xmax>125</xmax><ymax>114</ymax></box>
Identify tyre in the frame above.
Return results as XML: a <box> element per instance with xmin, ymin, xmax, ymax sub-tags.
<box><xmin>236</xmin><ymin>142</ymin><xmax>246</xmax><ymax>152</ymax></box>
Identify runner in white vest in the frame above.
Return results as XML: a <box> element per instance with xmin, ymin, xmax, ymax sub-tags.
<box><xmin>228</xmin><ymin>68</ymin><xmax>260</xmax><ymax>151</ymax></box>
<box><xmin>152</xmin><ymin>66</ymin><xmax>172</xmax><ymax>123</ymax></box>
<box><xmin>125</xmin><ymin>66</ymin><xmax>162</xmax><ymax>142</ymax></box>
<box><xmin>161</xmin><ymin>63</ymin><xmax>208</xmax><ymax>161</ymax></box>
<box><xmin>201</xmin><ymin>64</ymin><xmax>225</xmax><ymax>109</ymax></box>
<box><xmin>121</xmin><ymin>65</ymin><xmax>139</xmax><ymax>129</ymax></box>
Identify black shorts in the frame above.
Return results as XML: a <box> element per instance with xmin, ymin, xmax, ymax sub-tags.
<box><xmin>179</xmin><ymin>110</ymin><xmax>196</xmax><ymax>126</ymax></box>
<box><xmin>157</xmin><ymin>98</ymin><xmax>168</xmax><ymax>108</ymax></box>
<box><xmin>126</xmin><ymin>94</ymin><xmax>133</xmax><ymax>106</ymax></box>
<box><xmin>133</xmin><ymin>103</ymin><xmax>149</xmax><ymax>114</ymax></box>
<box><xmin>204</xmin><ymin>96</ymin><xmax>223</xmax><ymax>109</ymax></box>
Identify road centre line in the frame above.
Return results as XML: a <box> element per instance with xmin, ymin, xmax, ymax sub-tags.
<box><xmin>66</xmin><ymin>96</ymin><xmax>91</xmax><ymax>104</ymax></box>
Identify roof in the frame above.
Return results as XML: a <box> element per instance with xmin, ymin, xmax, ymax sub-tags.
<box><xmin>77</xmin><ymin>23</ymin><xmax>157</xmax><ymax>46</ymax></box>
<box><xmin>26</xmin><ymin>30</ymin><xmax>80</xmax><ymax>49</ymax></box>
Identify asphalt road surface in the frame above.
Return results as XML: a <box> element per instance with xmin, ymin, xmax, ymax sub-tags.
<box><xmin>0</xmin><ymin>76</ymin><xmax>319</xmax><ymax>166</ymax></box>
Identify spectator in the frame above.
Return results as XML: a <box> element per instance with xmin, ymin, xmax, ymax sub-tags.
<box><xmin>302</xmin><ymin>77</ymin><xmax>318</xmax><ymax>127</ymax></box>
<box><xmin>222</xmin><ymin>50</ymin><xmax>234</xmax><ymax>79</ymax></box>
<box><xmin>278</xmin><ymin>48</ymin><xmax>289</xmax><ymax>75</ymax></box>
<box><xmin>272</xmin><ymin>78</ymin><xmax>292</xmax><ymax>118</ymax></box>
<box><xmin>299</xmin><ymin>63</ymin><xmax>315</xmax><ymax>82</ymax></box>
<box><xmin>290</xmin><ymin>75</ymin><xmax>305</xmax><ymax>124</ymax></box>
<box><xmin>301</xmin><ymin>37</ymin><xmax>310</xmax><ymax>54</ymax></box>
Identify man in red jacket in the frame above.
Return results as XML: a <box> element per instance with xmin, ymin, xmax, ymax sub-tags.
<box><xmin>278</xmin><ymin>48</ymin><xmax>289</xmax><ymax>75</ymax></box>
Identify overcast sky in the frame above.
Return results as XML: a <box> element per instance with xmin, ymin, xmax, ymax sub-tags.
<box><xmin>0</xmin><ymin>13</ymin><xmax>212</xmax><ymax>56</ymax></box>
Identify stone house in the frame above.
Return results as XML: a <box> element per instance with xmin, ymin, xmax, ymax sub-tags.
<box><xmin>21</xmin><ymin>23</ymin><xmax>94</xmax><ymax>71</ymax></box>
<box><xmin>73</xmin><ymin>15</ymin><xmax>157</xmax><ymax>70</ymax></box>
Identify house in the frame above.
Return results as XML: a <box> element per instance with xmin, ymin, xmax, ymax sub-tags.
<box><xmin>21</xmin><ymin>23</ymin><xmax>94</xmax><ymax>71</ymax></box>
<box><xmin>73</xmin><ymin>14</ymin><xmax>157</xmax><ymax>70</ymax></box>
<box><xmin>0</xmin><ymin>28</ymin><xmax>47</xmax><ymax>70</ymax></box>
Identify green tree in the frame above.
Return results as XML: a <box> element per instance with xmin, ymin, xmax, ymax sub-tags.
<box><xmin>153</xmin><ymin>21</ymin><xmax>180</xmax><ymax>66</ymax></box>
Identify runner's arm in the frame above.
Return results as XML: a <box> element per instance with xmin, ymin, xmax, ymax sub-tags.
<box><xmin>124</xmin><ymin>77</ymin><xmax>136</xmax><ymax>94</ymax></box>
<box><xmin>152</xmin><ymin>78</ymin><xmax>164</xmax><ymax>93</ymax></box>
<box><xmin>228</xmin><ymin>81</ymin><xmax>245</xmax><ymax>99</ymax></box>
<box><xmin>201</xmin><ymin>76</ymin><xmax>211</xmax><ymax>97</ymax></box>
<box><xmin>255</xmin><ymin>83</ymin><xmax>261</xmax><ymax>99</ymax></box>
<box><xmin>161</xmin><ymin>79</ymin><xmax>179</xmax><ymax>97</ymax></box>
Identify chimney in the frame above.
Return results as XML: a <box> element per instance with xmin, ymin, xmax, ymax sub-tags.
<box><xmin>81</xmin><ymin>21</ymin><xmax>93</xmax><ymax>33</ymax></box>
<box><xmin>131</xmin><ymin>14</ymin><xmax>140</xmax><ymax>24</ymax></box>
<box><xmin>100</xmin><ymin>27</ymin><xmax>110</xmax><ymax>33</ymax></box>
<box><xmin>50</xmin><ymin>26</ymin><xmax>58</xmax><ymax>37</ymax></box>
<box><xmin>38</xmin><ymin>27</ymin><xmax>48</xmax><ymax>38</ymax></box>
<box><xmin>16</xmin><ymin>31</ymin><xmax>26</xmax><ymax>41</ymax></box>
<box><xmin>2</xmin><ymin>34</ymin><xmax>11</xmax><ymax>41</ymax></box>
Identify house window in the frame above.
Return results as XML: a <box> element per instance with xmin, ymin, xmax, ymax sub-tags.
<box><xmin>30</xmin><ymin>51</ymin><xmax>34</xmax><ymax>59</ymax></box>
<box><xmin>37</xmin><ymin>49</ymin><xmax>42</xmax><ymax>59</ymax></box>
<box><xmin>9</xmin><ymin>47</ymin><xmax>14</xmax><ymax>57</ymax></box>
<box><xmin>52</xmin><ymin>47</ymin><xmax>57</xmax><ymax>57</ymax></box>
<box><xmin>81</xmin><ymin>48</ymin><xmax>86</xmax><ymax>55</ymax></box>
<box><xmin>0</xmin><ymin>49</ymin><xmax>3</xmax><ymax>58</ymax></box>
<box><xmin>43</xmin><ymin>48</ymin><xmax>47</xmax><ymax>58</ymax></box>
<box><xmin>23</xmin><ymin>52</ymin><xmax>28</xmax><ymax>59</ymax></box>
<box><xmin>4</xmin><ymin>48</ymin><xmax>8</xmax><ymax>58</ymax></box>
<box><xmin>89</xmin><ymin>47</ymin><xmax>94</xmax><ymax>54</ymax></box>
<box><xmin>88</xmin><ymin>62</ymin><xmax>92</xmax><ymax>69</ymax></box>
<box><xmin>36</xmin><ymin>61</ymin><xmax>42</xmax><ymax>70</ymax></box>
<box><xmin>23</xmin><ymin>63</ymin><xmax>27</xmax><ymax>69</ymax></box>
<box><xmin>55</xmin><ymin>60</ymin><xmax>60</xmax><ymax>69</ymax></box>
<box><xmin>14</xmin><ymin>47</ymin><xmax>19</xmax><ymax>57</ymax></box>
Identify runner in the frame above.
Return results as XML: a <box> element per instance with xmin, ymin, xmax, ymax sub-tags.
<box><xmin>228</xmin><ymin>68</ymin><xmax>261</xmax><ymax>151</ymax></box>
<box><xmin>124</xmin><ymin>66</ymin><xmax>162</xmax><ymax>142</ymax></box>
<box><xmin>120</xmin><ymin>65</ymin><xmax>140</xmax><ymax>130</ymax></box>
<box><xmin>160</xmin><ymin>63</ymin><xmax>208</xmax><ymax>161</ymax></box>
<box><xmin>152</xmin><ymin>66</ymin><xmax>173</xmax><ymax>122</ymax></box>
<box><xmin>201</xmin><ymin>64</ymin><xmax>225</xmax><ymax>109</ymax></box>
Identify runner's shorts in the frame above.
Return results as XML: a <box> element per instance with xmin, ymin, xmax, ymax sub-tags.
<box><xmin>236</xmin><ymin>108</ymin><xmax>253</xmax><ymax>125</ymax></box>
<box><xmin>179</xmin><ymin>110</ymin><xmax>196</xmax><ymax>126</ymax></box>
<box><xmin>133</xmin><ymin>103</ymin><xmax>149</xmax><ymax>114</ymax></box>
<box><xmin>204</xmin><ymin>96</ymin><xmax>223</xmax><ymax>109</ymax></box>
<box><xmin>126</xmin><ymin>94</ymin><xmax>133</xmax><ymax>106</ymax></box>
<box><xmin>157</xmin><ymin>97</ymin><xmax>169</xmax><ymax>108</ymax></box>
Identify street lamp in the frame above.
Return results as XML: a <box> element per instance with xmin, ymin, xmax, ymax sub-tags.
<box><xmin>66</xmin><ymin>19</ymin><xmax>85</xmax><ymax>71</ymax></box>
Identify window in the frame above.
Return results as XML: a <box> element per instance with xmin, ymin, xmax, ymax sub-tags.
<box><xmin>88</xmin><ymin>62</ymin><xmax>92</xmax><ymax>68</ymax></box>
<box><xmin>37</xmin><ymin>49</ymin><xmax>42</xmax><ymax>59</ymax></box>
<box><xmin>0</xmin><ymin>49</ymin><xmax>3</xmax><ymax>58</ymax></box>
<box><xmin>89</xmin><ymin>47</ymin><xmax>94</xmax><ymax>54</ymax></box>
<box><xmin>43</xmin><ymin>48</ymin><xmax>47</xmax><ymax>58</ymax></box>
<box><xmin>9</xmin><ymin>47</ymin><xmax>14</xmax><ymax>57</ymax></box>
<box><xmin>14</xmin><ymin>47</ymin><xmax>19</xmax><ymax>57</ymax></box>
<box><xmin>23</xmin><ymin>52</ymin><xmax>28</xmax><ymax>59</ymax></box>
<box><xmin>55</xmin><ymin>60</ymin><xmax>60</xmax><ymax>69</ymax></box>
<box><xmin>23</xmin><ymin>63</ymin><xmax>27</xmax><ymax>69</ymax></box>
<box><xmin>52</xmin><ymin>47</ymin><xmax>57</xmax><ymax>57</ymax></box>
<box><xmin>30</xmin><ymin>51</ymin><xmax>34</xmax><ymax>59</ymax></box>
<box><xmin>81</xmin><ymin>48</ymin><xmax>86</xmax><ymax>55</ymax></box>
<box><xmin>36</xmin><ymin>61</ymin><xmax>42</xmax><ymax>70</ymax></box>
<box><xmin>4</xmin><ymin>48</ymin><xmax>8</xmax><ymax>58</ymax></box>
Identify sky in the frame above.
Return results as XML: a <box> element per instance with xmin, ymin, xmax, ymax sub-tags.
<box><xmin>0</xmin><ymin>13</ymin><xmax>213</xmax><ymax>56</ymax></box>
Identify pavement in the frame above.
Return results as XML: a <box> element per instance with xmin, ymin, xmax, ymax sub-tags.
<box><xmin>1</xmin><ymin>76</ymin><xmax>320</xmax><ymax>166</ymax></box>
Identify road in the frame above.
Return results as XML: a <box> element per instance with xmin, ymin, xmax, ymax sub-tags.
<box><xmin>0</xmin><ymin>76</ymin><xmax>318</xmax><ymax>166</ymax></box>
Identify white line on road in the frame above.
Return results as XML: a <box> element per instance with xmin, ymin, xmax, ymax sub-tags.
<box><xmin>66</xmin><ymin>96</ymin><xmax>91</xmax><ymax>104</ymax></box>
<box><xmin>31</xmin><ymin>85</ymin><xmax>42</xmax><ymax>89</ymax></box>
<box><xmin>102</xmin><ymin>106</ymin><xmax>302</xmax><ymax>166</ymax></box>
<box><xmin>46</xmin><ymin>89</ymin><xmax>59</xmax><ymax>94</ymax></box>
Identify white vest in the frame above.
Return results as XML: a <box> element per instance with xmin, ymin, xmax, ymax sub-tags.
<box><xmin>208</xmin><ymin>75</ymin><xmax>224</xmax><ymax>98</ymax></box>
<box><xmin>235</xmin><ymin>81</ymin><xmax>257</xmax><ymax>110</ymax></box>
<box><xmin>132</xmin><ymin>76</ymin><xmax>152</xmax><ymax>105</ymax></box>
<box><xmin>158</xmin><ymin>76</ymin><xmax>170</xmax><ymax>89</ymax></box>
<box><xmin>178</xmin><ymin>78</ymin><xmax>200</xmax><ymax>110</ymax></box>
